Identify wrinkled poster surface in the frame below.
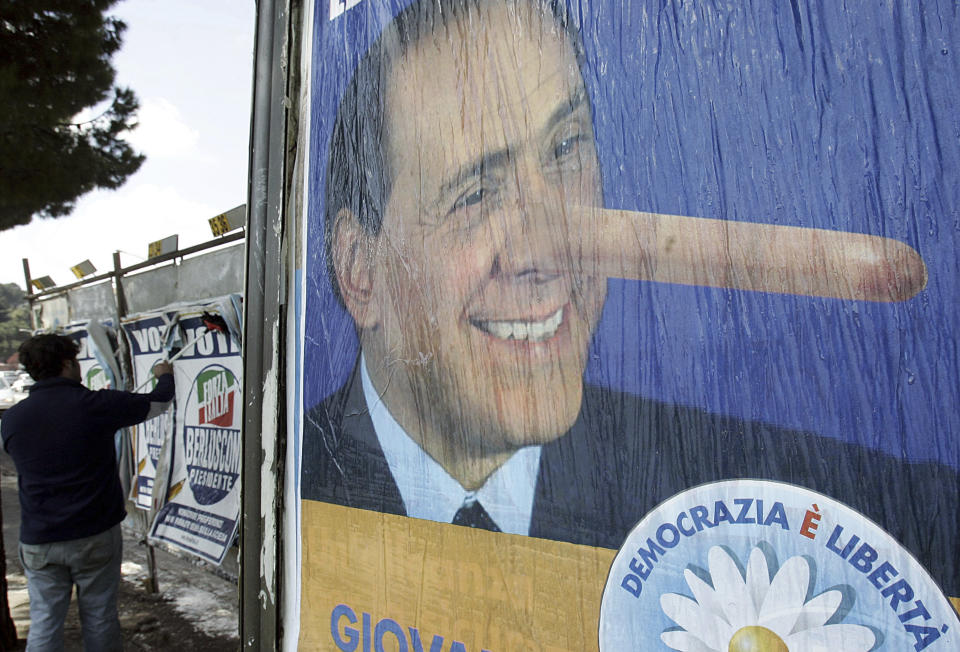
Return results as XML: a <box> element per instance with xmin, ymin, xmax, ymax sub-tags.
<box><xmin>295</xmin><ymin>0</ymin><xmax>960</xmax><ymax>649</ymax></box>
<box><xmin>122</xmin><ymin>312</ymin><xmax>177</xmax><ymax>510</ymax></box>
<box><xmin>149</xmin><ymin>311</ymin><xmax>242</xmax><ymax>565</ymax></box>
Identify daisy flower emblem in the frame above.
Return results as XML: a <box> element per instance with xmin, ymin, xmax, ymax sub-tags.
<box><xmin>660</xmin><ymin>545</ymin><xmax>876</xmax><ymax>651</ymax></box>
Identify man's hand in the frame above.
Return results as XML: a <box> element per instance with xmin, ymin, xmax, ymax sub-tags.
<box><xmin>152</xmin><ymin>361</ymin><xmax>173</xmax><ymax>377</ymax></box>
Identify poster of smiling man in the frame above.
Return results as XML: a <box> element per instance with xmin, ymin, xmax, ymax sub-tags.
<box><xmin>292</xmin><ymin>0</ymin><xmax>960</xmax><ymax>648</ymax></box>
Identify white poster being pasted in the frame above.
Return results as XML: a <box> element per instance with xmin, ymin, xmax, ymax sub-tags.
<box><xmin>122</xmin><ymin>312</ymin><xmax>177</xmax><ymax>510</ymax></box>
<box><xmin>63</xmin><ymin>321</ymin><xmax>118</xmax><ymax>391</ymax></box>
<box><xmin>149</xmin><ymin>309</ymin><xmax>242</xmax><ymax>565</ymax></box>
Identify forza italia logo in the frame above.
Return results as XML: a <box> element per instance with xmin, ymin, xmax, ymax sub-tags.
<box><xmin>183</xmin><ymin>364</ymin><xmax>241</xmax><ymax>505</ymax></box>
<box><xmin>197</xmin><ymin>367</ymin><xmax>236</xmax><ymax>426</ymax></box>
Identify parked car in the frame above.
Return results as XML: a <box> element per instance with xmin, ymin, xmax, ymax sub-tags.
<box><xmin>0</xmin><ymin>375</ymin><xmax>27</xmax><ymax>414</ymax></box>
<box><xmin>10</xmin><ymin>372</ymin><xmax>34</xmax><ymax>393</ymax></box>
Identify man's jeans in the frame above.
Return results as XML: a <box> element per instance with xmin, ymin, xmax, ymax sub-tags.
<box><xmin>19</xmin><ymin>524</ymin><xmax>123</xmax><ymax>652</ymax></box>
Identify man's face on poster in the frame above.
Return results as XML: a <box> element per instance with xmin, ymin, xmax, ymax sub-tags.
<box><xmin>335</xmin><ymin>3</ymin><xmax>606</xmax><ymax>455</ymax></box>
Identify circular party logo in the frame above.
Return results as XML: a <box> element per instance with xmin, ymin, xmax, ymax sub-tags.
<box><xmin>600</xmin><ymin>480</ymin><xmax>959</xmax><ymax>651</ymax></box>
<box><xmin>85</xmin><ymin>364</ymin><xmax>109</xmax><ymax>390</ymax></box>
<box><xmin>181</xmin><ymin>364</ymin><xmax>241</xmax><ymax>505</ymax></box>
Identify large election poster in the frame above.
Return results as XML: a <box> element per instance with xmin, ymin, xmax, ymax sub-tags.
<box><xmin>149</xmin><ymin>308</ymin><xmax>243</xmax><ymax>565</ymax></box>
<box><xmin>122</xmin><ymin>311</ymin><xmax>178</xmax><ymax>510</ymax></box>
<box><xmin>293</xmin><ymin>0</ymin><xmax>960</xmax><ymax>649</ymax></box>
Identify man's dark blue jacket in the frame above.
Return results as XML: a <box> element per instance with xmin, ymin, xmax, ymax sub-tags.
<box><xmin>1</xmin><ymin>374</ymin><xmax>174</xmax><ymax>544</ymax></box>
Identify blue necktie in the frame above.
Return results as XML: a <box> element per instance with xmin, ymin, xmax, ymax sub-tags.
<box><xmin>452</xmin><ymin>500</ymin><xmax>501</xmax><ymax>532</ymax></box>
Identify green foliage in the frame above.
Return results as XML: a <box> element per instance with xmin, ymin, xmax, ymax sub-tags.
<box><xmin>0</xmin><ymin>283</ymin><xmax>31</xmax><ymax>363</ymax></box>
<box><xmin>0</xmin><ymin>0</ymin><xmax>145</xmax><ymax>230</ymax></box>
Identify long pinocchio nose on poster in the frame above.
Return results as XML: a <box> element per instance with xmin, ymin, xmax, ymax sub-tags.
<box><xmin>561</xmin><ymin>207</ymin><xmax>927</xmax><ymax>302</ymax></box>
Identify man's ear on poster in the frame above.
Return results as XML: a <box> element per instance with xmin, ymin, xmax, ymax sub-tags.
<box><xmin>332</xmin><ymin>207</ymin><xmax>380</xmax><ymax>330</ymax></box>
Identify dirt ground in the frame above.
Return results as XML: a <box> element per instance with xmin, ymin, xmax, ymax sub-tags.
<box><xmin>3</xmin><ymin>574</ymin><xmax>237</xmax><ymax>652</ymax></box>
<box><xmin>1</xmin><ymin>451</ymin><xmax>239</xmax><ymax>651</ymax></box>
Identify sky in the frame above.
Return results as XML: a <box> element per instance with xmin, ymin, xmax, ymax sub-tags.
<box><xmin>0</xmin><ymin>1</ymin><xmax>257</xmax><ymax>290</ymax></box>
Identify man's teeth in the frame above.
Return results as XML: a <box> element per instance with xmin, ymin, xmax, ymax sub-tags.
<box><xmin>476</xmin><ymin>307</ymin><xmax>563</xmax><ymax>342</ymax></box>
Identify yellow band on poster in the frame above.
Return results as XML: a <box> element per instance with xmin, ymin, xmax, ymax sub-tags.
<box><xmin>300</xmin><ymin>500</ymin><xmax>615</xmax><ymax>651</ymax></box>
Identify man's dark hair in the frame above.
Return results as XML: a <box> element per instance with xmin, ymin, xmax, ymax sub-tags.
<box><xmin>18</xmin><ymin>334</ymin><xmax>80</xmax><ymax>381</ymax></box>
<box><xmin>323</xmin><ymin>0</ymin><xmax>589</xmax><ymax>303</ymax></box>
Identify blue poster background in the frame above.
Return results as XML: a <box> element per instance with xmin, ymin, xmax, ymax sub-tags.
<box><xmin>303</xmin><ymin>0</ymin><xmax>959</xmax><ymax>468</ymax></box>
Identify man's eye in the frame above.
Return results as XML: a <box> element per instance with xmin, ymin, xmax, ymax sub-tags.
<box><xmin>451</xmin><ymin>187</ymin><xmax>487</xmax><ymax>212</ymax></box>
<box><xmin>554</xmin><ymin>134</ymin><xmax>582</xmax><ymax>160</ymax></box>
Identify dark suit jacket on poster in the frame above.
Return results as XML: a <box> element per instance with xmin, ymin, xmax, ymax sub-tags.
<box><xmin>302</xmin><ymin>363</ymin><xmax>960</xmax><ymax>597</ymax></box>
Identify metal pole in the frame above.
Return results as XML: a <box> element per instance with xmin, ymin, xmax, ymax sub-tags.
<box><xmin>21</xmin><ymin>258</ymin><xmax>36</xmax><ymax>331</ymax></box>
<box><xmin>145</xmin><ymin>544</ymin><xmax>159</xmax><ymax>594</ymax></box>
<box><xmin>242</xmin><ymin>0</ymin><xmax>288</xmax><ymax>647</ymax></box>
<box><xmin>112</xmin><ymin>252</ymin><xmax>129</xmax><ymax>326</ymax></box>
<box><xmin>112</xmin><ymin>252</ymin><xmax>134</xmax><ymax>390</ymax></box>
